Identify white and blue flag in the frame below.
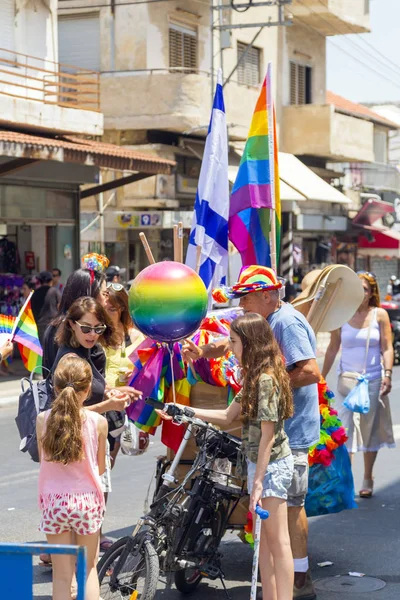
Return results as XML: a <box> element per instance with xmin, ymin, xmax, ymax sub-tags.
<box><xmin>185</xmin><ymin>69</ymin><xmax>229</xmax><ymax>293</ymax></box>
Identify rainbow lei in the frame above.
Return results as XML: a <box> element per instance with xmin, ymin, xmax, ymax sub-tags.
<box><xmin>308</xmin><ymin>379</ymin><xmax>348</xmax><ymax>467</ymax></box>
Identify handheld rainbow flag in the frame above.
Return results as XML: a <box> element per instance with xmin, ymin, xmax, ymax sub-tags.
<box><xmin>0</xmin><ymin>314</ymin><xmax>16</xmax><ymax>345</ymax></box>
<box><xmin>229</xmin><ymin>62</ymin><xmax>281</xmax><ymax>270</ymax></box>
<box><xmin>12</xmin><ymin>293</ymin><xmax>43</xmax><ymax>372</ymax></box>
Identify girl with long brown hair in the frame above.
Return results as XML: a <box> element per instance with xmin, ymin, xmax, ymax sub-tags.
<box><xmin>163</xmin><ymin>312</ymin><xmax>295</xmax><ymax>599</ymax></box>
<box><xmin>36</xmin><ymin>354</ymin><xmax>108</xmax><ymax>600</ymax></box>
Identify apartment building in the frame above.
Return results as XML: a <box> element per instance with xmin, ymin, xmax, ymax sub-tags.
<box><xmin>57</xmin><ymin>0</ymin><xmax>371</xmax><ymax>279</ymax></box>
<box><xmin>0</xmin><ymin>0</ymin><xmax>173</xmax><ymax>304</ymax></box>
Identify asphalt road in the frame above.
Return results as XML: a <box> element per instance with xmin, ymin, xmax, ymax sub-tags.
<box><xmin>0</xmin><ymin>367</ymin><xmax>399</xmax><ymax>600</ymax></box>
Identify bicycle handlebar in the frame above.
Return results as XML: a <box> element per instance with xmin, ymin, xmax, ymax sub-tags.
<box><xmin>145</xmin><ymin>397</ymin><xmax>196</xmax><ymax>420</ymax></box>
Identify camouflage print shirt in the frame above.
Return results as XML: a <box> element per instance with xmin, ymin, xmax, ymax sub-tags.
<box><xmin>235</xmin><ymin>373</ymin><xmax>291</xmax><ymax>464</ymax></box>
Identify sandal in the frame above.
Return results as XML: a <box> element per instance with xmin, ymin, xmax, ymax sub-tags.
<box><xmin>359</xmin><ymin>478</ymin><xmax>374</xmax><ymax>498</ymax></box>
<box><xmin>100</xmin><ymin>537</ymin><xmax>115</xmax><ymax>552</ymax></box>
<box><xmin>39</xmin><ymin>552</ymin><xmax>52</xmax><ymax>566</ymax></box>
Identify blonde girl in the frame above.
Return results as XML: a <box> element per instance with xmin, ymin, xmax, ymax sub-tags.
<box><xmin>36</xmin><ymin>354</ymin><xmax>108</xmax><ymax>600</ymax></box>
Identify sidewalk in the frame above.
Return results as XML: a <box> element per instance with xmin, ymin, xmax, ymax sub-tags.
<box><xmin>0</xmin><ymin>360</ymin><xmax>28</xmax><ymax>407</ymax></box>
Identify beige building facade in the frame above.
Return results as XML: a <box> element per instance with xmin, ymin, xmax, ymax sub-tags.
<box><xmin>57</xmin><ymin>0</ymin><xmax>373</xmax><ymax>279</ymax></box>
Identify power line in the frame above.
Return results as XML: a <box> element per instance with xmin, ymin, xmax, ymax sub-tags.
<box><xmin>295</xmin><ymin>0</ymin><xmax>400</xmax><ymax>92</ymax></box>
<box><xmin>315</xmin><ymin>0</ymin><xmax>400</xmax><ymax>78</ymax></box>
<box><xmin>58</xmin><ymin>0</ymin><xmax>208</xmax><ymax>8</ymax></box>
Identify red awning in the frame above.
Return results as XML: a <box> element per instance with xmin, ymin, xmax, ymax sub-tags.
<box><xmin>352</xmin><ymin>198</ymin><xmax>394</xmax><ymax>227</ymax></box>
<box><xmin>358</xmin><ymin>225</ymin><xmax>400</xmax><ymax>257</ymax></box>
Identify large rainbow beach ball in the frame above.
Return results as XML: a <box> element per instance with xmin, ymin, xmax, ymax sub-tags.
<box><xmin>129</xmin><ymin>261</ymin><xmax>208</xmax><ymax>343</ymax></box>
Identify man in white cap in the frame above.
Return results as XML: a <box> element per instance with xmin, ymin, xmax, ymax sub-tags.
<box><xmin>183</xmin><ymin>265</ymin><xmax>320</xmax><ymax>600</ymax></box>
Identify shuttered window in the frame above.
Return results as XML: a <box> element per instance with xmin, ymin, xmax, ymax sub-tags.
<box><xmin>169</xmin><ymin>23</ymin><xmax>197</xmax><ymax>73</ymax></box>
<box><xmin>290</xmin><ymin>62</ymin><xmax>312</xmax><ymax>105</ymax></box>
<box><xmin>237</xmin><ymin>42</ymin><xmax>261</xmax><ymax>87</ymax></box>
<box><xmin>0</xmin><ymin>0</ymin><xmax>15</xmax><ymax>60</ymax></box>
<box><xmin>58</xmin><ymin>14</ymin><xmax>100</xmax><ymax>71</ymax></box>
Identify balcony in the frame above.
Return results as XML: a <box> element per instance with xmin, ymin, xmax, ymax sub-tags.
<box><xmin>101</xmin><ymin>69</ymin><xmax>212</xmax><ymax>134</ymax></box>
<box><xmin>290</xmin><ymin>0</ymin><xmax>370</xmax><ymax>35</ymax></box>
<box><xmin>344</xmin><ymin>162</ymin><xmax>400</xmax><ymax>193</ymax></box>
<box><xmin>282</xmin><ymin>104</ymin><xmax>374</xmax><ymax>162</ymax></box>
<box><xmin>0</xmin><ymin>47</ymin><xmax>103</xmax><ymax>136</ymax></box>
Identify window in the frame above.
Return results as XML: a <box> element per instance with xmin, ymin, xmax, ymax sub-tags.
<box><xmin>237</xmin><ymin>42</ymin><xmax>261</xmax><ymax>87</ymax></box>
<box><xmin>58</xmin><ymin>14</ymin><xmax>100</xmax><ymax>71</ymax></box>
<box><xmin>290</xmin><ymin>62</ymin><xmax>312</xmax><ymax>105</ymax></box>
<box><xmin>373</xmin><ymin>128</ymin><xmax>388</xmax><ymax>164</ymax></box>
<box><xmin>169</xmin><ymin>23</ymin><xmax>197</xmax><ymax>73</ymax></box>
<box><xmin>0</xmin><ymin>0</ymin><xmax>15</xmax><ymax>61</ymax></box>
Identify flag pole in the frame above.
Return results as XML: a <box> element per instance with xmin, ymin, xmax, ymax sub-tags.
<box><xmin>11</xmin><ymin>291</ymin><xmax>34</xmax><ymax>339</ymax></box>
<box><xmin>266</xmin><ymin>62</ymin><xmax>277</xmax><ymax>273</ymax></box>
<box><xmin>139</xmin><ymin>232</ymin><xmax>156</xmax><ymax>265</ymax></box>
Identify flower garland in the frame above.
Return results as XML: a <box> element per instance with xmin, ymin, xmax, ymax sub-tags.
<box><xmin>308</xmin><ymin>378</ymin><xmax>348</xmax><ymax>467</ymax></box>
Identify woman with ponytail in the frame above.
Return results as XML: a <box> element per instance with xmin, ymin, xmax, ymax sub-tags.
<box><xmin>36</xmin><ymin>354</ymin><xmax>108</xmax><ymax>600</ymax></box>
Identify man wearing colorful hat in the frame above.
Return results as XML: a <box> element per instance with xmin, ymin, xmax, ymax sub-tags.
<box><xmin>184</xmin><ymin>265</ymin><xmax>320</xmax><ymax>600</ymax></box>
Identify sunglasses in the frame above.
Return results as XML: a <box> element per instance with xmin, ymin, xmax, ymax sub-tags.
<box><xmin>106</xmin><ymin>282</ymin><xmax>125</xmax><ymax>292</ymax></box>
<box><xmin>357</xmin><ymin>271</ymin><xmax>377</xmax><ymax>281</ymax></box>
<box><xmin>75</xmin><ymin>321</ymin><xmax>107</xmax><ymax>335</ymax></box>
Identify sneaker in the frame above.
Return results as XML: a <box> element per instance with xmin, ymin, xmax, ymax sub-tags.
<box><xmin>293</xmin><ymin>570</ymin><xmax>316</xmax><ymax>600</ymax></box>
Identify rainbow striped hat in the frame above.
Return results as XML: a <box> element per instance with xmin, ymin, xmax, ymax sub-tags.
<box><xmin>212</xmin><ymin>265</ymin><xmax>283</xmax><ymax>303</ymax></box>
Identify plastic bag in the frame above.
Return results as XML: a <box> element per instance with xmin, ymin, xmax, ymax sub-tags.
<box><xmin>305</xmin><ymin>445</ymin><xmax>357</xmax><ymax>517</ymax></box>
<box><xmin>343</xmin><ymin>376</ymin><xmax>370</xmax><ymax>414</ymax></box>
<box><xmin>120</xmin><ymin>421</ymin><xmax>149</xmax><ymax>456</ymax></box>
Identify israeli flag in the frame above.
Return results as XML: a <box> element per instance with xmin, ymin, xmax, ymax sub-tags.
<box><xmin>185</xmin><ymin>69</ymin><xmax>229</xmax><ymax>294</ymax></box>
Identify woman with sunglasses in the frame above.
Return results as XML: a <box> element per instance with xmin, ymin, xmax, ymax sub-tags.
<box><xmin>322</xmin><ymin>271</ymin><xmax>395</xmax><ymax>498</ymax></box>
<box><xmin>43</xmin><ymin>267</ymin><xmax>109</xmax><ymax>373</ymax></box>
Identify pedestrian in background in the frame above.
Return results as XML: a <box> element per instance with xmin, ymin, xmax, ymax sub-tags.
<box><xmin>31</xmin><ymin>271</ymin><xmax>53</xmax><ymax>324</ymax></box>
<box><xmin>36</xmin><ymin>354</ymin><xmax>108</xmax><ymax>600</ymax></box>
<box><xmin>322</xmin><ymin>271</ymin><xmax>395</xmax><ymax>498</ymax></box>
<box><xmin>52</xmin><ymin>268</ymin><xmax>63</xmax><ymax>293</ymax></box>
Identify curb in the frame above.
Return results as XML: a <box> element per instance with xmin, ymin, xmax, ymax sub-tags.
<box><xmin>0</xmin><ymin>396</ymin><xmax>19</xmax><ymax>408</ymax></box>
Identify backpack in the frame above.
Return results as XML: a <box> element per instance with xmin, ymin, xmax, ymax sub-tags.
<box><xmin>15</xmin><ymin>367</ymin><xmax>53</xmax><ymax>462</ymax></box>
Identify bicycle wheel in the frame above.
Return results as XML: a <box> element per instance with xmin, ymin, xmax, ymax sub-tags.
<box><xmin>98</xmin><ymin>535</ymin><xmax>159</xmax><ymax>600</ymax></box>
<box><xmin>174</xmin><ymin>503</ymin><xmax>227</xmax><ymax>594</ymax></box>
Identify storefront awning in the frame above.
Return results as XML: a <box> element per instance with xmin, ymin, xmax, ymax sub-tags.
<box><xmin>229</xmin><ymin>153</ymin><xmax>348</xmax><ymax>204</ymax></box>
<box><xmin>353</xmin><ymin>198</ymin><xmax>394</xmax><ymax>226</ymax></box>
<box><xmin>358</xmin><ymin>225</ymin><xmax>400</xmax><ymax>258</ymax></box>
<box><xmin>0</xmin><ymin>130</ymin><xmax>175</xmax><ymax>175</ymax></box>
<box><xmin>279</xmin><ymin>153</ymin><xmax>349</xmax><ymax>203</ymax></box>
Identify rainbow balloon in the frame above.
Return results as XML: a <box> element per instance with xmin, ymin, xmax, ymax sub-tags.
<box><xmin>129</xmin><ymin>261</ymin><xmax>208</xmax><ymax>343</ymax></box>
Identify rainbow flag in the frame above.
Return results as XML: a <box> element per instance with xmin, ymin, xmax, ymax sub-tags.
<box><xmin>12</xmin><ymin>294</ymin><xmax>42</xmax><ymax>372</ymax></box>
<box><xmin>229</xmin><ymin>62</ymin><xmax>281</xmax><ymax>268</ymax></box>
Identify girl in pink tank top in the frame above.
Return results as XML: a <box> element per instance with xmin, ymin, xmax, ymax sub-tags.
<box><xmin>36</xmin><ymin>354</ymin><xmax>108</xmax><ymax>600</ymax></box>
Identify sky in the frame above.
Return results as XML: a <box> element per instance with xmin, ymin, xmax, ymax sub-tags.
<box><xmin>326</xmin><ymin>0</ymin><xmax>400</xmax><ymax>104</ymax></box>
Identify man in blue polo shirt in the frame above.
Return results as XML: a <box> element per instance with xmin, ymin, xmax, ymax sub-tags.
<box><xmin>183</xmin><ymin>265</ymin><xmax>320</xmax><ymax>600</ymax></box>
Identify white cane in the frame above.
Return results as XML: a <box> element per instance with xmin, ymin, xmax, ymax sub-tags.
<box><xmin>250</xmin><ymin>505</ymin><xmax>269</xmax><ymax>600</ymax></box>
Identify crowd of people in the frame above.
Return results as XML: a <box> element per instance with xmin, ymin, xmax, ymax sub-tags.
<box><xmin>5</xmin><ymin>257</ymin><xmax>394</xmax><ymax>600</ymax></box>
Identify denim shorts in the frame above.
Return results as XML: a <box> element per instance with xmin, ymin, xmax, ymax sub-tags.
<box><xmin>247</xmin><ymin>454</ymin><xmax>294</xmax><ymax>500</ymax></box>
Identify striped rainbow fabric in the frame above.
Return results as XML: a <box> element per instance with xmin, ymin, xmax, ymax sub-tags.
<box><xmin>12</xmin><ymin>296</ymin><xmax>43</xmax><ymax>372</ymax></box>
<box><xmin>229</xmin><ymin>63</ymin><xmax>281</xmax><ymax>267</ymax></box>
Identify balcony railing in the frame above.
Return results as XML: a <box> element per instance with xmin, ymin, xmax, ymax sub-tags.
<box><xmin>0</xmin><ymin>47</ymin><xmax>100</xmax><ymax>112</ymax></box>
<box><xmin>345</xmin><ymin>162</ymin><xmax>400</xmax><ymax>193</ymax></box>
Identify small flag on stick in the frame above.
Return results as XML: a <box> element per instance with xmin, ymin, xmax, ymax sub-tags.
<box><xmin>12</xmin><ymin>292</ymin><xmax>43</xmax><ymax>372</ymax></box>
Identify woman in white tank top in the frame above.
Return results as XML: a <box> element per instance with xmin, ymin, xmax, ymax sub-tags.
<box><xmin>322</xmin><ymin>272</ymin><xmax>395</xmax><ymax>498</ymax></box>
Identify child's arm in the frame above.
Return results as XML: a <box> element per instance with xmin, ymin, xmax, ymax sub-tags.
<box><xmin>250</xmin><ymin>420</ymin><xmax>275</xmax><ymax>512</ymax></box>
<box><xmin>97</xmin><ymin>415</ymin><xmax>108</xmax><ymax>476</ymax></box>
<box><xmin>175</xmin><ymin>400</ymin><xmax>241</xmax><ymax>427</ymax></box>
<box><xmin>36</xmin><ymin>413</ymin><xmax>45</xmax><ymax>463</ymax></box>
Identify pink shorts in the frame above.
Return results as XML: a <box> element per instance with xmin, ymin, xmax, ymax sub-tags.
<box><xmin>39</xmin><ymin>492</ymin><xmax>105</xmax><ymax>536</ymax></box>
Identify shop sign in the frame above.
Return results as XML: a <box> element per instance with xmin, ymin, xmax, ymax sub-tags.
<box><xmin>25</xmin><ymin>251</ymin><xmax>35</xmax><ymax>270</ymax></box>
<box><xmin>106</xmin><ymin>212</ymin><xmax>162</xmax><ymax>229</ymax></box>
